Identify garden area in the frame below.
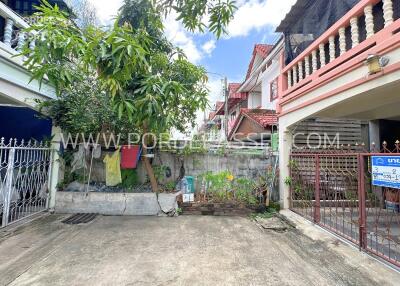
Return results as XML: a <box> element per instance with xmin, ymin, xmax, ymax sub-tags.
<box><xmin>17</xmin><ymin>0</ymin><xmax>279</xmax><ymax>216</ymax></box>
<box><xmin>57</xmin><ymin>146</ymin><xmax>279</xmax><ymax>216</ymax></box>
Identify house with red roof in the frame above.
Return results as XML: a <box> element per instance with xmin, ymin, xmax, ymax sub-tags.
<box><xmin>203</xmin><ymin>41</ymin><xmax>281</xmax><ymax>143</ymax></box>
<box><xmin>206</xmin><ymin>41</ymin><xmax>281</xmax><ymax>143</ymax></box>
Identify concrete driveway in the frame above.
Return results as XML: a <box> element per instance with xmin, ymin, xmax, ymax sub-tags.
<box><xmin>0</xmin><ymin>213</ymin><xmax>399</xmax><ymax>286</ymax></box>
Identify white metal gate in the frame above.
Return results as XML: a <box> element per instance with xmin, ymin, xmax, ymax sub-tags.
<box><xmin>0</xmin><ymin>138</ymin><xmax>52</xmax><ymax>227</ymax></box>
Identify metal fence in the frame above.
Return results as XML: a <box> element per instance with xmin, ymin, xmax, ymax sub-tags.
<box><xmin>0</xmin><ymin>138</ymin><xmax>52</xmax><ymax>227</ymax></box>
<box><xmin>289</xmin><ymin>142</ymin><xmax>400</xmax><ymax>267</ymax></box>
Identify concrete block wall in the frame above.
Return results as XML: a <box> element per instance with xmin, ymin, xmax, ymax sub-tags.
<box><xmin>87</xmin><ymin>151</ymin><xmax>275</xmax><ymax>184</ymax></box>
<box><xmin>154</xmin><ymin>152</ymin><xmax>275</xmax><ymax>183</ymax></box>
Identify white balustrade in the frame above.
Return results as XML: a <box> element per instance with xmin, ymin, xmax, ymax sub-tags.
<box><xmin>312</xmin><ymin>50</ymin><xmax>318</xmax><ymax>73</ymax></box>
<box><xmin>339</xmin><ymin>27</ymin><xmax>346</xmax><ymax>55</ymax></box>
<box><xmin>319</xmin><ymin>43</ymin><xmax>326</xmax><ymax>67</ymax></box>
<box><xmin>29</xmin><ymin>36</ymin><xmax>36</xmax><ymax>50</ymax></box>
<box><xmin>364</xmin><ymin>5</ymin><xmax>375</xmax><ymax>38</ymax></box>
<box><xmin>329</xmin><ymin>36</ymin><xmax>336</xmax><ymax>62</ymax></box>
<box><xmin>350</xmin><ymin>17</ymin><xmax>359</xmax><ymax>47</ymax></box>
<box><xmin>305</xmin><ymin>55</ymin><xmax>311</xmax><ymax>77</ymax></box>
<box><xmin>279</xmin><ymin>0</ymin><xmax>398</xmax><ymax>94</ymax></box>
<box><xmin>383</xmin><ymin>0</ymin><xmax>394</xmax><ymax>27</ymax></box>
<box><xmin>1</xmin><ymin>1</ymin><xmax>34</xmax><ymax>54</ymax></box>
<box><xmin>298</xmin><ymin>61</ymin><xmax>303</xmax><ymax>81</ymax></box>
<box><xmin>4</xmin><ymin>18</ymin><xmax>14</xmax><ymax>46</ymax></box>
<box><xmin>17</xmin><ymin>32</ymin><xmax>25</xmax><ymax>52</ymax></box>
<box><xmin>293</xmin><ymin>65</ymin><xmax>298</xmax><ymax>85</ymax></box>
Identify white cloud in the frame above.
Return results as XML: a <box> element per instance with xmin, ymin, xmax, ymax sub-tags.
<box><xmin>163</xmin><ymin>14</ymin><xmax>204</xmax><ymax>64</ymax></box>
<box><xmin>88</xmin><ymin>2</ymin><xmax>216</xmax><ymax>63</ymax></box>
<box><xmin>226</xmin><ymin>0</ymin><xmax>297</xmax><ymax>38</ymax></box>
<box><xmin>202</xmin><ymin>40</ymin><xmax>217</xmax><ymax>56</ymax></box>
<box><xmin>207</xmin><ymin>77</ymin><xmax>224</xmax><ymax>105</ymax></box>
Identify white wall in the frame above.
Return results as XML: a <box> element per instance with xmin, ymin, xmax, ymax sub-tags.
<box><xmin>247</xmin><ymin>92</ymin><xmax>262</xmax><ymax>109</ymax></box>
<box><xmin>261</xmin><ymin>58</ymin><xmax>280</xmax><ymax>110</ymax></box>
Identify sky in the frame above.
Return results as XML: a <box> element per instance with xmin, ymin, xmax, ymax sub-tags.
<box><xmin>88</xmin><ymin>0</ymin><xmax>296</xmax><ymax>132</ymax></box>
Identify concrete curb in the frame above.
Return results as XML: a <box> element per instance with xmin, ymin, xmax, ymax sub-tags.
<box><xmin>280</xmin><ymin>209</ymin><xmax>400</xmax><ymax>275</ymax></box>
<box><xmin>55</xmin><ymin>192</ymin><xmax>178</xmax><ymax>216</ymax></box>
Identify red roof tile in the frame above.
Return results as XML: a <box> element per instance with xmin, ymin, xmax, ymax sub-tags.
<box><xmin>246</xmin><ymin>44</ymin><xmax>274</xmax><ymax>79</ymax></box>
<box><xmin>228</xmin><ymin>83</ymin><xmax>247</xmax><ymax>100</ymax></box>
<box><xmin>242</xmin><ymin>109</ymin><xmax>278</xmax><ymax>128</ymax></box>
<box><xmin>209</xmin><ymin>112</ymin><xmax>216</xmax><ymax>121</ymax></box>
<box><xmin>216</xmin><ymin>101</ymin><xmax>224</xmax><ymax>109</ymax></box>
<box><xmin>228</xmin><ymin>109</ymin><xmax>278</xmax><ymax>139</ymax></box>
<box><xmin>214</xmin><ymin>83</ymin><xmax>247</xmax><ymax>116</ymax></box>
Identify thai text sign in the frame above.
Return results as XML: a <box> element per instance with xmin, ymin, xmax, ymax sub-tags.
<box><xmin>372</xmin><ymin>156</ymin><xmax>400</xmax><ymax>189</ymax></box>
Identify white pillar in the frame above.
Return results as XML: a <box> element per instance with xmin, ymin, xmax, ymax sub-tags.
<box><xmin>4</xmin><ymin>18</ymin><xmax>14</xmax><ymax>46</ymax></box>
<box><xmin>279</xmin><ymin>124</ymin><xmax>293</xmax><ymax>209</ymax></box>
<box><xmin>48</xmin><ymin>126</ymin><xmax>62</xmax><ymax>210</ymax></box>
<box><xmin>293</xmin><ymin>65</ymin><xmax>298</xmax><ymax>85</ymax></box>
<box><xmin>329</xmin><ymin>36</ymin><xmax>335</xmax><ymax>62</ymax></box>
<box><xmin>305</xmin><ymin>55</ymin><xmax>311</xmax><ymax>77</ymax></box>
<box><xmin>339</xmin><ymin>27</ymin><xmax>346</xmax><ymax>55</ymax></box>
<box><xmin>298</xmin><ymin>61</ymin><xmax>303</xmax><ymax>81</ymax></box>
<box><xmin>287</xmin><ymin>70</ymin><xmax>292</xmax><ymax>88</ymax></box>
<box><xmin>312</xmin><ymin>50</ymin><xmax>318</xmax><ymax>73</ymax></box>
<box><xmin>17</xmin><ymin>32</ymin><xmax>25</xmax><ymax>52</ymax></box>
<box><xmin>319</xmin><ymin>43</ymin><xmax>326</xmax><ymax>67</ymax></box>
<box><xmin>383</xmin><ymin>0</ymin><xmax>394</xmax><ymax>27</ymax></box>
<box><xmin>350</xmin><ymin>17</ymin><xmax>360</xmax><ymax>47</ymax></box>
<box><xmin>364</xmin><ymin>5</ymin><xmax>375</xmax><ymax>38</ymax></box>
<box><xmin>29</xmin><ymin>36</ymin><xmax>36</xmax><ymax>51</ymax></box>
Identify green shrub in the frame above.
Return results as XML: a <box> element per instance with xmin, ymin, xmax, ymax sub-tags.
<box><xmin>198</xmin><ymin>171</ymin><xmax>258</xmax><ymax>205</ymax></box>
<box><xmin>121</xmin><ymin>169</ymin><xmax>139</xmax><ymax>190</ymax></box>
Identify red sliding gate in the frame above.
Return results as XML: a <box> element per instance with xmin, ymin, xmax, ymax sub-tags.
<box><xmin>289</xmin><ymin>143</ymin><xmax>400</xmax><ymax>267</ymax></box>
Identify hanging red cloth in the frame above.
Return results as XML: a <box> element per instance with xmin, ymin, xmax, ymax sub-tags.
<box><xmin>121</xmin><ymin>145</ymin><xmax>141</xmax><ymax>169</ymax></box>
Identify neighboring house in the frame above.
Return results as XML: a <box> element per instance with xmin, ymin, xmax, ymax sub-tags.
<box><xmin>1</xmin><ymin>0</ymin><xmax>67</xmax><ymax>16</ymax></box>
<box><xmin>216</xmin><ymin>43</ymin><xmax>280</xmax><ymax>143</ymax></box>
<box><xmin>0</xmin><ymin>0</ymin><xmax>65</xmax><ymax>141</ymax></box>
<box><xmin>202</xmin><ymin>43</ymin><xmax>282</xmax><ymax>143</ymax></box>
<box><xmin>0</xmin><ymin>0</ymin><xmax>66</xmax><ymax>223</ymax></box>
<box><xmin>227</xmin><ymin>109</ymin><xmax>277</xmax><ymax>142</ymax></box>
<box><xmin>197</xmin><ymin>108</ymin><xmax>223</xmax><ymax>142</ymax></box>
<box><xmin>211</xmin><ymin>83</ymin><xmax>247</xmax><ymax>141</ymax></box>
<box><xmin>239</xmin><ymin>43</ymin><xmax>279</xmax><ymax>110</ymax></box>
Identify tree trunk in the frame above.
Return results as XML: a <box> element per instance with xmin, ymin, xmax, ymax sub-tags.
<box><xmin>142</xmin><ymin>124</ymin><xmax>159</xmax><ymax>192</ymax></box>
<box><xmin>142</xmin><ymin>146</ymin><xmax>159</xmax><ymax>192</ymax></box>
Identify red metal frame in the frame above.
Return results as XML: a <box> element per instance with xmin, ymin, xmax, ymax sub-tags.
<box><xmin>289</xmin><ymin>147</ymin><xmax>400</xmax><ymax>267</ymax></box>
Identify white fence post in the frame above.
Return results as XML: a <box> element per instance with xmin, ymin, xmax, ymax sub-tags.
<box><xmin>48</xmin><ymin>127</ymin><xmax>62</xmax><ymax>210</ymax></box>
<box><xmin>2</xmin><ymin>148</ymin><xmax>15</xmax><ymax>227</ymax></box>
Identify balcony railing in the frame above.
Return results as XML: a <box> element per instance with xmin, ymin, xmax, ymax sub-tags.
<box><xmin>280</xmin><ymin>0</ymin><xmax>400</xmax><ymax>104</ymax></box>
<box><xmin>0</xmin><ymin>1</ymin><xmax>34</xmax><ymax>56</ymax></box>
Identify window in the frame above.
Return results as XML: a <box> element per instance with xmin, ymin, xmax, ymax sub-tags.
<box><xmin>270</xmin><ymin>78</ymin><xmax>279</xmax><ymax>102</ymax></box>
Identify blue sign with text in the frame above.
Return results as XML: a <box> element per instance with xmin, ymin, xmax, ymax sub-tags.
<box><xmin>372</xmin><ymin>156</ymin><xmax>400</xmax><ymax>189</ymax></box>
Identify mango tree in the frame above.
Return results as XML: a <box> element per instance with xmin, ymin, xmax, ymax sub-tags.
<box><xmin>21</xmin><ymin>0</ymin><xmax>232</xmax><ymax>191</ymax></box>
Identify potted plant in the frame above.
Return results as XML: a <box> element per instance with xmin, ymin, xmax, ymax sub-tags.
<box><xmin>385</xmin><ymin>189</ymin><xmax>400</xmax><ymax>212</ymax></box>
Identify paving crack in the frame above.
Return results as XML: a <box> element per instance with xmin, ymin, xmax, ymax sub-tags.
<box><xmin>122</xmin><ymin>193</ymin><xmax>127</xmax><ymax>215</ymax></box>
